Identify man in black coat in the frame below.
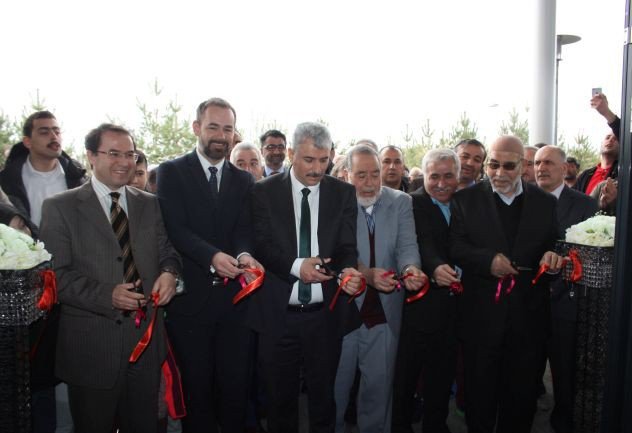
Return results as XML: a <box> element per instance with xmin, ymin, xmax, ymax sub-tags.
<box><xmin>157</xmin><ymin>98</ymin><xmax>263</xmax><ymax>433</ymax></box>
<box><xmin>392</xmin><ymin>148</ymin><xmax>461</xmax><ymax>433</ymax></box>
<box><xmin>248</xmin><ymin>122</ymin><xmax>363</xmax><ymax>433</ymax></box>
<box><xmin>450</xmin><ymin>136</ymin><xmax>564</xmax><ymax>433</ymax></box>
<box><xmin>534</xmin><ymin>145</ymin><xmax>598</xmax><ymax>433</ymax></box>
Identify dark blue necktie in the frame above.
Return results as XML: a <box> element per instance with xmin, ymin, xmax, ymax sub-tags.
<box><xmin>208</xmin><ymin>166</ymin><xmax>219</xmax><ymax>200</ymax></box>
<box><xmin>299</xmin><ymin>188</ymin><xmax>311</xmax><ymax>303</ymax></box>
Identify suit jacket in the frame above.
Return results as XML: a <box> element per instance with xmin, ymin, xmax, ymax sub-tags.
<box><xmin>449</xmin><ymin>180</ymin><xmax>558</xmax><ymax>343</ymax></box>
<box><xmin>248</xmin><ymin>171</ymin><xmax>360</xmax><ymax>338</ymax></box>
<box><xmin>39</xmin><ymin>181</ymin><xmax>180</xmax><ymax>389</ymax></box>
<box><xmin>403</xmin><ymin>189</ymin><xmax>457</xmax><ymax>333</ymax></box>
<box><xmin>552</xmin><ymin>186</ymin><xmax>599</xmax><ymax>320</ymax></box>
<box><xmin>353</xmin><ymin>186</ymin><xmax>420</xmax><ymax>336</ymax></box>
<box><xmin>157</xmin><ymin>152</ymin><xmax>254</xmax><ymax>321</ymax></box>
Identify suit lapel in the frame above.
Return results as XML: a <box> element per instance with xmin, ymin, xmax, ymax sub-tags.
<box><xmin>76</xmin><ymin>182</ymin><xmax>120</xmax><ymax>248</ymax></box>
<box><xmin>126</xmin><ymin>186</ymin><xmax>144</xmax><ymax>245</ymax></box>
<box><xmin>218</xmin><ymin>161</ymin><xmax>233</xmax><ymax>202</ymax></box>
<box><xmin>278</xmin><ymin>171</ymin><xmax>297</xmax><ymax>257</ymax></box>
<box><xmin>481</xmin><ymin>181</ymin><xmax>510</xmax><ymax>253</ymax></box>
<box><xmin>185</xmin><ymin>151</ymin><xmax>216</xmax><ymax>203</ymax></box>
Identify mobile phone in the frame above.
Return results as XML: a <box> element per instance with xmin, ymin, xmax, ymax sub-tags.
<box><xmin>592</xmin><ymin>87</ymin><xmax>602</xmax><ymax>97</ymax></box>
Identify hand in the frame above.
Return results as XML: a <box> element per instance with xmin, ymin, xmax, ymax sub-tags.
<box><xmin>590</xmin><ymin>93</ymin><xmax>617</xmax><ymax>123</ymax></box>
<box><xmin>432</xmin><ymin>264</ymin><xmax>460</xmax><ymax>287</ymax></box>
<box><xmin>490</xmin><ymin>254</ymin><xmax>518</xmax><ymax>278</ymax></box>
<box><xmin>366</xmin><ymin>267</ymin><xmax>398</xmax><ymax>293</ymax></box>
<box><xmin>211</xmin><ymin>252</ymin><xmax>242</xmax><ymax>279</ymax></box>
<box><xmin>299</xmin><ymin>257</ymin><xmax>334</xmax><ymax>284</ymax></box>
<box><xmin>340</xmin><ymin>267</ymin><xmax>364</xmax><ymax>295</ymax></box>
<box><xmin>152</xmin><ymin>272</ymin><xmax>176</xmax><ymax>306</ymax></box>
<box><xmin>401</xmin><ymin>265</ymin><xmax>427</xmax><ymax>292</ymax></box>
<box><xmin>238</xmin><ymin>254</ymin><xmax>265</xmax><ymax>284</ymax></box>
<box><xmin>600</xmin><ymin>178</ymin><xmax>618</xmax><ymax>209</ymax></box>
<box><xmin>112</xmin><ymin>280</ymin><xmax>147</xmax><ymax>311</ymax></box>
<box><xmin>541</xmin><ymin>251</ymin><xmax>565</xmax><ymax>273</ymax></box>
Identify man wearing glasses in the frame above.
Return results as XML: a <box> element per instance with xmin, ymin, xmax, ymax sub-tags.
<box><xmin>260</xmin><ymin>129</ymin><xmax>288</xmax><ymax>176</ymax></box>
<box><xmin>449</xmin><ymin>135</ymin><xmax>564</xmax><ymax>433</ymax></box>
<box><xmin>40</xmin><ymin>123</ymin><xmax>181</xmax><ymax>433</ymax></box>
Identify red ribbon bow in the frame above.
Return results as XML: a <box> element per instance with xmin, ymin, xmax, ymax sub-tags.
<box><xmin>129</xmin><ymin>292</ymin><xmax>160</xmax><ymax>363</ymax></box>
<box><xmin>495</xmin><ymin>274</ymin><xmax>515</xmax><ymax>304</ymax></box>
<box><xmin>329</xmin><ymin>275</ymin><xmax>367</xmax><ymax>311</ymax></box>
<box><xmin>36</xmin><ymin>269</ymin><xmax>57</xmax><ymax>311</ymax></box>
<box><xmin>532</xmin><ymin>249</ymin><xmax>583</xmax><ymax>286</ymax></box>
<box><xmin>233</xmin><ymin>268</ymin><xmax>265</xmax><ymax>304</ymax></box>
<box><xmin>449</xmin><ymin>281</ymin><xmax>464</xmax><ymax>295</ymax></box>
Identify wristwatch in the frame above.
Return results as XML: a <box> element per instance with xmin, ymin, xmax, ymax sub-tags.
<box><xmin>161</xmin><ymin>267</ymin><xmax>185</xmax><ymax>295</ymax></box>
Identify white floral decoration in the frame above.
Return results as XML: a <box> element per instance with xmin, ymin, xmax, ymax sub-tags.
<box><xmin>565</xmin><ymin>214</ymin><xmax>616</xmax><ymax>247</ymax></box>
<box><xmin>0</xmin><ymin>224</ymin><xmax>52</xmax><ymax>270</ymax></box>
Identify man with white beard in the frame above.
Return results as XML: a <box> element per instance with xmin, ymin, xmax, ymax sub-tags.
<box><xmin>334</xmin><ymin>145</ymin><xmax>426</xmax><ymax>433</ymax></box>
<box><xmin>449</xmin><ymin>136</ymin><xmax>565</xmax><ymax>433</ymax></box>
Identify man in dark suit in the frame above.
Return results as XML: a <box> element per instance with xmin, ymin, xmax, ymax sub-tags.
<box><xmin>450</xmin><ymin>136</ymin><xmax>564</xmax><ymax>433</ymax></box>
<box><xmin>392</xmin><ymin>148</ymin><xmax>461</xmax><ymax>433</ymax></box>
<box><xmin>534</xmin><ymin>145</ymin><xmax>598</xmax><ymax>433</ymax></box>
<box><xmin>249</xmin><ymin>122</ymin><xmax>363</xmax><ymax>433</ymax></box>
<box><xmin>260</xmin><ymin>129</ymin><xmax>288</xmax><ymax>176</ymax></box>
<box><xmin>40</xmin><ymin>124</ymin><xmax>181</xmax><ymax>433</ymax></box>
<box><xmin>157</xmin><ymin>98</ymin><xmax>263</xmax><ymax>433</ymax></box>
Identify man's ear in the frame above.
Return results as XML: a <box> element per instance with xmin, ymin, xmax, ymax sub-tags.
<box><xmin>23</xmin><ymin>136</ymin><xmax>32</xmax><ymax>150</ymax></box>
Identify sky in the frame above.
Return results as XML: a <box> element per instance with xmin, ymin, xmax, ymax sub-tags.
<box><xmin>0</xmin><ymin>0</ymin><xmax>625</xmax><ymax>156</ymax></box>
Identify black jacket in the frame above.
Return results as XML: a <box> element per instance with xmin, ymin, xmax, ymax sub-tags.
<box><xmin>0</xmin><ymin>142</ymin><xmax>88</xmax><ymax>218</ymax></box>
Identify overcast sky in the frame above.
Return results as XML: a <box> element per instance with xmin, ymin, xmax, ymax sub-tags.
<box><xmin>0</xmin><ymin>0</ymin><xmax>625</xmax><ymax>154</ymax></box>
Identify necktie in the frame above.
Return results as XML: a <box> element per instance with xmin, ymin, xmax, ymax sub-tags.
<box><xmin>298</xmin><ymin>188</ymin><xmax>311</xmax><ymax>304</ymax></box>
<box><xmin>209</xmin><ymin>166</ymin><xmax>219</xmax><ymax>200</ymax></box>
<box><xmin>110</xmin><ymin>192</ymin><xmax>141</xmax><ymax>293</ymax></box>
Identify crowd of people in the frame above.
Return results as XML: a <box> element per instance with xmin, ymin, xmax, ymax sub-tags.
<box><xmin>0</xmin><ymin>92</ymin><xmax>622</xmax><ymax>433</ymax></box>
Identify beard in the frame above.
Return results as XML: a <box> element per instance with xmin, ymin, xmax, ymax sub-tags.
<box><xmin>200</xmin><ymin>138</ymin><xmax>229</xmax><ymax>161</ymax></box>
<box><xmin>266</xmin><ymin>153</ymin><xmax>285</xmax><ymax>167</ymax></box>
<box><xmin>491</xmin><ymin>174</ymin><xmax>520</xmax><ymax>195</ymax></box>
<box><xmin>357</xmin><ymin>187</ymin><xmax>382</xmax><ymax>208</ymax></box>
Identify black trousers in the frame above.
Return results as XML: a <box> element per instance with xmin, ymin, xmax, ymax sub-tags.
<box><xmin>463</xmin><ymin>326</ymin><xmax>544</xmax><ymax>433</ymax></box>
<box><xmin>166</xmin><ymin>313</ymin><xmax>254</xmax><ymax>433</ymax></box>
<box><xmin>549</xmin><ymin>316</ymin><xmax>577</xmax><ymax>433</ymax></box>
<box><xmin>67</xmin><ymin>357</ymin><xmax>161</xmax><ymax>433</ymax></box>
<box><xmin>258</xmin><ymin>309</ymin><xmax>342</xmax><ymax>433</ymax></box>
<box><xmin>392</xmin><ymin>323</ymin><xmax>456</xmax><ymax>433</ymax></box>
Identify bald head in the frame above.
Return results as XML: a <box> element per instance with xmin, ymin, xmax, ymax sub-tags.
<box><xmin>490</xmin><ymin>135</ymin><xmax>524</xmax><ymax>156</ymax></box>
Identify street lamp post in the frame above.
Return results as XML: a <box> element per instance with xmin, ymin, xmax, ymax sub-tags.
<box><xmin>555</xmin><ymin>34</ymin><xmax>581</xmax><ymax>145</ymax></box>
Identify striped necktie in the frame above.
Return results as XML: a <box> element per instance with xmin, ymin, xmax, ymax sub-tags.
<box><xmin>110</xmin><ymin>192</ymin><xmax>141</xmax><ymax>292</ymax></box>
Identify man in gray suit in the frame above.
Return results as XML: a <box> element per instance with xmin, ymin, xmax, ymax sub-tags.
<box><xmin>534</xmin><ymin>145</ymin><xmax>598</xmax><ymax>433</ymax></box>
<box><xmin>40</xmin><ymin>124</ymin><xmax>181</xmax><ymax>433</ymax></box>
<box><xmin>334</xmin><ymin>145</ymin><xmax>426</xmax><ymax>433</ymax></box>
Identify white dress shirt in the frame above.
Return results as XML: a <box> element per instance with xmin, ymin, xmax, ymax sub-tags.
<box><xmin>196</xmin><ymin>147</ymin><xmax>225</xmax><ymax>189</ymax></box>
<box><xmin>91</xmin><ymin>176</ymin><xmax>129</xmax><ymax>221</ymax></box>
<box><xmin>288</xmin><ymin>168</ymin><xmax>323</xmax><ymax>304</ymax></box>
<box><xmin>491</xmin><ymin>180</ymin><xmax>524</xmax><ymax>205</ymax></box>
<box><xmin>22</xmin><ymin>157</ymin><xmax>67</xmax><ymax>226</ymax></box>
<box><xmin>550</xmin><ymin>182</ymin><xmax>565</xmax><ymax>199</ymax></box>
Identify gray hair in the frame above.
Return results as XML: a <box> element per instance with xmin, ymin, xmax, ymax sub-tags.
<box><xmin>292</xmin><ymin>122</ymin><xmax>332</xmax><ymax>151</ymax></box>
<box><xmin>421</xmin><ymin>148</ymin><xmax>461</xmax><ymax>179</ymax></box>
<box><xmin>355</xmin><ymin>139</ymin><xmax>378</xmax><ymax>151</ymax></box>
<box><xmin>537</xmin><ymin>145</ymin><xmax>567</xmax><ymax>161</ymax></box>
<box><xmin>230</xmin><ymin>141</ymin><xmax>263</xmax><ymax>165</ymax></box>
<box><xmin>346</xmin><ymin>145</ymin><xmax>380</xmax><ymax>173</ymax></box>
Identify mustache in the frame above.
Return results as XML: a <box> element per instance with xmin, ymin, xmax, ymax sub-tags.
<box><xmin>47</xmin><ymin>141</ymin><xmax>61</xmax><ymax>147</ymax></box>
<box><xmin>207</xmin><ymin>139</ymin><xmax>230</xmax><ymax>147</ymax></box>
<box><xmin>431</xmin><ymin>186</ymin><xmax>453</xmax><ymax>193</ymax></box>
<box><xmin>306</xmin><ymin>172</ymin><xmax>323</xmax><ymax>178</ymax></box>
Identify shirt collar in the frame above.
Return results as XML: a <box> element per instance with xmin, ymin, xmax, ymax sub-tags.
<box><xmin>24</xmin><ymin>155</ymin><xmax>64</xmax><ymax>176</ymax></box>
<box><xmin>491</xmin><ymin>179</ymin><xmax>523</xmax><ymax>205</ymax></box>
<box><xmin>265</xmin><ymin>165</ymin><xmax>284</xmax><ymax>176</ymax></box>
<box><xmin>91</xmin><ymin>175</ymin><xmax>127</xmax><ymax>199</ymax></box>
<box><xmin>550</xmin><ymin>182</ymin><xmax>565</xmax><ymax>199</ymax></box>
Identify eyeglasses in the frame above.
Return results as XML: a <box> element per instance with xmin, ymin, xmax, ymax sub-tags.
<box><xmin>263</xmin><ymin>144</ymin><xmax>286</xmax><ymax>152</ymax></box>
<box><xmin>486</xmin><ymin>160</ymin><xmax>521</xmax><ymax>171</ymax></box>
<box><xmin>94</xmin><ymin>150</ymin><xmax>139</xmax><ymax>161</ymax></box>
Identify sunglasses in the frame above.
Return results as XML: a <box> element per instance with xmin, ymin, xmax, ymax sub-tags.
<box><xmin>486</xmin><ymin>160</ymin><xmax>521</xmax><ymax>171</ymax></box>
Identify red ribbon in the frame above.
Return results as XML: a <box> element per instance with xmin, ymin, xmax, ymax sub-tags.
<box><xmin>449</xmin><ymin>281</ymin><xmax>464</xmax><ymax>295</ymax></box>
<box><xmin>36</xmin><ymin>270</ymin><xmax>57</xmax><ymax>311</ymax></box>
<box><xmin>532</xmin><ymin>264</ymin><xmax>550</xmax><ymax>285</ymax></box>
<box><xmin>129</xmin><ymin>292</ymin><xmax>160</xmax><ymax>363</ymax></box>
<box><xmin>495</xmin><ymin>274</ymin><xmax>515</xmax><ymax>303</ymax></box>
<box><xmin>566</xmin><ymin>249</ymin><xmax>583</xmax><ymax>283</ymax></box>
<box><xmin>381</xmin><ymin>270</ymin><xmax>415</xmax><ymax>291</ymax></box>
<box><xmin>328</xmin><ymin>275</ymin><xmax>367</xmax><ymax>311</ymax></box>
<box><xmin>232</xmin><ymin>268</ymin><xmax>265</xmax><ymax>304</ymax></box>
<box><xmin>405</xmin><ymin>278</ymin><xmax>431</xmax><ymax>304</ymax></box>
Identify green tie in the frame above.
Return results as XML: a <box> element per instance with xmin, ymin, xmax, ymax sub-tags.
<box><xmin>299</xmin><ymin>188</ymin><xmax>311</xmax><ymax>304</ymax></box>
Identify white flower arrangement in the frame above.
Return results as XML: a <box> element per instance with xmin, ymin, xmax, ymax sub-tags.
<box><xmin>0</xmin><ymin>224</ymin><xmax>52</xmax><ymax>270</ymax></box>
<box><xmin>565</xmin><ymin>214</ymin><xmax>616</xmax><ymax>247</ymax></box>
